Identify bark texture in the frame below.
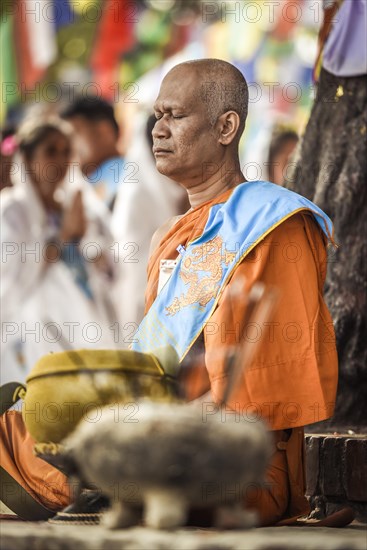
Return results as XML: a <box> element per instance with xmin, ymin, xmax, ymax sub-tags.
<box><xmin>286</xmin><ymin>68</ymin><xmax>367</xmax><ymax>431</ymax></box>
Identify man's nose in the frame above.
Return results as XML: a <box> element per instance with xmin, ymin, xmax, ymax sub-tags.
<box><xmin>152</xmin><ymin>116</ymin><xmax>170</xmax><ymax>139</ymax></box>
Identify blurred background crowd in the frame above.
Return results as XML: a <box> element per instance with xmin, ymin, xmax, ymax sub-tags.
<box><xmin>2</xmin><ymin>0</ymin><xmax>317</xmax><ymax>184</ymax></box>
<box><xmin>1</xmin><ymin>0</ymin><xmax>364</xmax><ymax>383</ymax></box>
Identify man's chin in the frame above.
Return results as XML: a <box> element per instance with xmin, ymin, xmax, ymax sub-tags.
<box><xmin>155</xmin><ymin>160</ymin><xmax>176</xmax><ymax>178</ymax></box>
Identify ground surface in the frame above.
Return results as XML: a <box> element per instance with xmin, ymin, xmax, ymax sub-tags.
<box><xmin>0</xmin><ymin>520</ymin><xmax>366</xmax><ymax>550</ymax></box>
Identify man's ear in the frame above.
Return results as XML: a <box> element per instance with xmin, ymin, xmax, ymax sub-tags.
<box><xmin>217</xmin><ymin>111</ymin><xmax>240</xmax><ymax>146</ymax></box>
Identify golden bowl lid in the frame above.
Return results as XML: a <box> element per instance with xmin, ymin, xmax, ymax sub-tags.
<box><xmin>26</xmin><ymin>349</ymin><xmax>164</xmax><ymax>383</ymax></box>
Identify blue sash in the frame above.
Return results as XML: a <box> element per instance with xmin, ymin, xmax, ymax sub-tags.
<box><xmin>132</xmin><ymin>181</ymin><xmax>333</xmax><ymax>361</ymax></box>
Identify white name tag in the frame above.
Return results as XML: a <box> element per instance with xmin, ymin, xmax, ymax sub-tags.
<box><xmin>158</xmin><ymin>259</ymin><xmax>178</xmax><ymax>294</ymax></box>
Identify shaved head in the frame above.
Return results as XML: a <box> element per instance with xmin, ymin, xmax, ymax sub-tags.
<box><xmin>152</xmin><ymin>58</ymin><xmax>248</xmax><ymax>190</ymax></box>
<box><xmin>167</xmin><ymin>59</ymin><xmax>249</xmax><ymax>142</ymax></box>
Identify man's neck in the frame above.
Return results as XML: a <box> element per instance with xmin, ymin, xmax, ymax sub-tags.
<box><xmin>186</xmin><ymin>168</ymin><xmax>245</xmax><ymax>209</ymax></box>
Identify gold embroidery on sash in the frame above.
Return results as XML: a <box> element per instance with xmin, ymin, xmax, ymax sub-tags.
<box><xmin>165</xmin><ymin>236</ymin><xmax>236</xmax><ymax>316</ymax></box>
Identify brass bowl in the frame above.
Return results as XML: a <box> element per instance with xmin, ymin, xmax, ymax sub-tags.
<box><xmin>22</xmin><ymin>348</ymin><xmax>178</xmax><ymax>444</ymax></box>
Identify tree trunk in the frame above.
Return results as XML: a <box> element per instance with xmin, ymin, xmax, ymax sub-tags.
<box><xmin>285</xmin><ymin>68</ymin><xmax>367</xmax><ymax>432</ymax></box>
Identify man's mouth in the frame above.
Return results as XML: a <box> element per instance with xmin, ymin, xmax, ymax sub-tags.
<box><xmin>153</xmin><ymin>147</ymin><xmax>173</xmax><ymax>156</ymax></box>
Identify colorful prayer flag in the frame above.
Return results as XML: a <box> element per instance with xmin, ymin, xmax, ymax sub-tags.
<box><xmin>90</xmin><ymin>0</ymin><xmax>136</xmax><ymax>99</ymax></box>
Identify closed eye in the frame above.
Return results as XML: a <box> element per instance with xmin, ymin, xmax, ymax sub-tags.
<box><xmin>154</xmin><ymin>112</ymin><xmax>185</xmax><ymax>120</ymax></box>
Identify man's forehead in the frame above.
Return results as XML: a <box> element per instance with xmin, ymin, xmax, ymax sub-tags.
<box><xmin>154</xmin><ymin>68</ymin><xmax>198</xmax><ymax>108</ymax></box>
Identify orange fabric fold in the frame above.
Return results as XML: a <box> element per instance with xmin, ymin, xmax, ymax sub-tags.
<box><xmin>0</xmin><ymin>411</ymin><xmax>71</xmax><ymax>511</ymax></box>
<box><xmin>205</xmin><ymin>212</ymin><xmax>338</xmax><ymax>430</ymax></box>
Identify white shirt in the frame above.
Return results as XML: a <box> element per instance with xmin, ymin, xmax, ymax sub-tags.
<box><xmin>1</xmin><ymin>160</ymin><xmax>118</xmax><ymax>383</ymax></box>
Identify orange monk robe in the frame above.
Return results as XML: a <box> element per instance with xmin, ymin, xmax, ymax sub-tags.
<box><xmin>146</xmin><ymin>190</ymin><xmax>337</xmax><ymax>427</ymax></box>
<box><xmin>1</xmin><ymin>189</ymin><xmax>338</xmax><ymax>525</ymax></box>
<box><xmin>0</xmin><ymin>411</ymin><xmax>71</xmax><ymax>512</ymax></box>
<box><xmin>146</xmin><ymin>189</ymin><xmax>338</xmax><ymax>524</ymax></box>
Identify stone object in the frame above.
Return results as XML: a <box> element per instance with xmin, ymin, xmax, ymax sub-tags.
<box><xmin>61</xmin><ymin>401</ymin><xmax>272</xmax><ymax>530</ymax></box>
<box><xmin>305</xmin><ymin>434</ymin><xmax>367</xmax><ymax>521</ymax></box>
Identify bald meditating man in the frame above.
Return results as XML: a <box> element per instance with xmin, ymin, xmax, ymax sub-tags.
<box><xmin>1</xmin><ymin>60</ymin><xmax>338</xmax><ymax>526</ymax></box>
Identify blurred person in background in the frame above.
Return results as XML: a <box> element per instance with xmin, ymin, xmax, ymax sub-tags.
<box><xmin>110</xmin><ymin>112</ymin><xmax>189</xmax><ymax>344</ymax></box>
<box><xmin>267</xmin><ymin>128</ymin><xmax>299</xmax><ymax>186</ymax></box>
<box><xmin>1</xmin><ymin>117</ymin><xmax>118</xmax><ymax>383</ymax></box>
<box><xmin>61</xmin><ymin>97</ymin><xmax>124</xmax><ymax>210</ymax></box>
